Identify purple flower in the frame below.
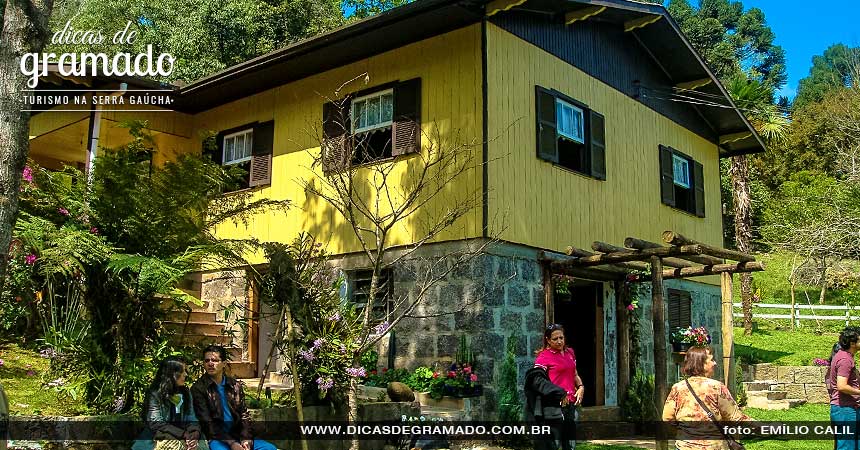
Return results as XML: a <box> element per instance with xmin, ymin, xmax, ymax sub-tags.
<box><xmin>312</xmin><ymin>338</ymin><xmax>325</xmax><ymax>350</ymax></box>
<box><xmin>346</xmin><ymin>367</ymin><xmax>366</xmax><ymax>378</ymax></box>
<box><xmin>0</xmin><ymin>359</ymin><xmax>4</xmax><ymax>367</ymax></box>
<box><xmin>39</xmin><ymin>348</ymin><xmax>57</xmax><ymax>359</ymax></box>
<box><xmin>26</xmin><ymin>369</ymin><xmax>35</xmax><ymax>377</ymax></box>
<box><xmin>339</xmin><ymin>345</ymin><xmax>347</xmax><ymax>354</ymax></box>
<box><xmin>316</xmin><ymin>377</ymin><xmax>334</xmax><ymax>391</ymax></box>
<box><xmin>813</xmin><ymin>358</ymin><xmax>830</xmax><ymax>367</ymax></box>
<box><xmin>328</xmin><ymin>312</ymin><xmax>341</xmax><ymax>322</ymax></box>
<box><xmin>371</xmin><ymin>321</ymin><xmax>390</xmax><ymax>336</ymax></box>
<box><xmin>22</xmin><ymin>166</ymin><xmax>33</xmax><ymax>183</ymax></box>
<box><xmin>24</xmin><ymin>254</ymin><xmax>37</xmax><ymax>265</ymax></box>
<box><xmin>90</xmin><ymin>227</ymin><xmax>99</xmax><ymax>235</ymax></box>
<box><xmin>626</xmin><ymin>304</ymin><xmax>635</xmax><ymax>311</ymax></box>
<box><xmin>113</xmin><ymin>396</ymin><xmax>125</xmax><ymax>413</ymax></box>
<box><xmin>58</xmin><ymin>207</ymin><xmax>70</xmax><ymax>216</ymax></box>
<box><xmin>299</xmin><ymin>349</ymin><xmax>315</xmax><ymax>361</ymax></box>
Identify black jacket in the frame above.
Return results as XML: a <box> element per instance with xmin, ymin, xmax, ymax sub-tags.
<box><xmin>190</xmin><ymin>375</ymin><xmax>252</xmax><ymax>443</ymax></box>
<box><xmin>524</xmin><ymin>366</ymin><xmax>567</xmax><ymax>421</ymax></box>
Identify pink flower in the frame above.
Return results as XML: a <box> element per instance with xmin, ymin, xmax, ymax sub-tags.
<box><xmin>447</xmin><ymin>371</ymin><xmax>456</xmax><ymax>378</ymax></box>
<box><xmin>463</xmin><ymin>366</ymin><xmax>471</xmax><ymax>374</ymax></box>
<box><xmin>58</xmin><ymin>207</ymin><xmax>70</xmax><ymax>216</ymax></box>
<box><xmin>90</xmin><ymin>227</ymin><xmax>99</xmax><ymax>235</ymax></box>
<box><xmin>22</xmin><ymin>166</ymin><xmax>33</xmax><ymax>183</ymax></box>
<box><xmin>26</xmin><ymin>370</ymin><xmax>35</xmax><ymax>377</ymax></box>
<box><xmin>470</xmin><ymin>374</ymin><xmax>478</xmax><ymax>382</ymax></box>
<box><xmin>626</xmin><ymin>304</ymin><xmax>635</xmax><ymax>311</ymax></box>
<box><xmin>24</xmin><ymin>254</ymin><xmax>37</xmax><ymax>265</ymax></box>
<box><xmin>0</xmin><ymin>359</ymin><xmax>4</xmax><ymax>367</ymax></box>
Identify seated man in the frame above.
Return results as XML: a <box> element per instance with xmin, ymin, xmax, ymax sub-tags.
<box><xmin>191</xmin><ymin>345</ymin><xmax>276</xmax><ymax>450</ymax></box>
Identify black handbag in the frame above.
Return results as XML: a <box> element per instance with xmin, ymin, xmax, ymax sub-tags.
<box><xmin>684</xmin><ymin>379</ymin><xmax>746</xmax><ymax>450</ymax></box>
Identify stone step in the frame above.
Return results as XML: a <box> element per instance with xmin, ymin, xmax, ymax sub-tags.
<box><xmin>238</xmin><ymin>378</ymin><xmax>294</xmax><ymax>392</ymax></box>
<box><xmin>419</xmin><ymin>406</ymin><xmax>467</xmax><ymax>421</ymax></box>
<box><xmin>757</xmin><ymin>398</ymin><xmax>807</xmax><ymax>411</ymax></box>
<box><xmin>743</xmin><ymin>381</ymin><xmax>777</xmax><ymax>392</ymax></box>
<box><xmin>579</xmin><ymin>406</ymin><xmax>621</xmax><ymax>422</ymax></box>
<box><xmin>165</xmin><ymin>321</ymin><xmax>225</xmax><ymax>335</ymax></box>
<box><xmin>227</xmin><ymin>361</ymin><xmax>256</xmax><ymax>378</ymax></box>
<box><xmin>748</xmin><ymin>390</ymin><xmax>787</xmax><ymax>401</ymax></box>
<box><xmin>172</xmin><ymin>333</ymin><xmax>234</xmax><ymax>346</ymax></box>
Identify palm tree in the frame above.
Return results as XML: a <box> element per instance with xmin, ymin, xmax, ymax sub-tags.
<box><xmin>724</xmin><ymin>75</ymin><xmax>788</xmax><ymax>335</ymax></box>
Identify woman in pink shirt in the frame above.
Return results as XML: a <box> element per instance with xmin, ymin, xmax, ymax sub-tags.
<box><xmin>534</xmin><ymin>324</ymin><xmax>584</xmax><ymax>450</ymax></box>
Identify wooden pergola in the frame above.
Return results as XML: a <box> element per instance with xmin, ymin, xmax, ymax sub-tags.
<box><xmin>539</xmin><ymin>230</ymin><xmax>763</xmax><ymax>450</ymax></box>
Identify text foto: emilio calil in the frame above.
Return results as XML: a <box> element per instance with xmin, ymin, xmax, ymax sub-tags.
<box><xmin>22</xmin><ymin>94</ymin><xmax>174</xmax><ymax>106</ymax></box>
<box><xmin>723</xmin><ymin>425</ymin><xmax>852</xmax><ymax>436</ymax></box>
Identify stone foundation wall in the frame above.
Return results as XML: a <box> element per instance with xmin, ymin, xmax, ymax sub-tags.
<box><xmin>743</xmin><ymin>363</ymin><xmax>830</xmax><ymax>403</ymax></box>
<box><xmin>200</xmin><ymin>270</ymin><xmax>251</xmax><ymax>358</ymax></box>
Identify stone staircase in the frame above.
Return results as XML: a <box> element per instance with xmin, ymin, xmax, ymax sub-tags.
<box><xmin>742</xmin><ymin>380</ymin><xmax>807</xmax><ymax>410</ymax></box>
<box><xmin>163</xmin><ymin>274</ymin><xmax>256</xmax><ymax>378</ymax></box>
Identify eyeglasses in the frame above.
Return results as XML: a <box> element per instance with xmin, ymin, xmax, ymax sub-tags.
<box><xmin>546</xmin><ymin>324</ymin><xmax>563</xmax><ymax>331</ymax></box>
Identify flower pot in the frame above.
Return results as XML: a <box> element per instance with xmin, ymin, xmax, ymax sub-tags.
<box><xmin>672</xmin><ymin>342</ymin><xmax>692</xmax><ymax>353</ymax></box>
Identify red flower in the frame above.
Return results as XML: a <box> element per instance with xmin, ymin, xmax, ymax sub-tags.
<box><xmin>370</xmin><ymin>370</ymin><xmax>377</xmax><ymax>375</ymax></box>
<box><xmin>432</xmin><ymin>372</ymin><xmax>439</xmax><ymax>379</ymax></box>
<box><xmin>463</xmin><ymin>366</ymin><xmax>472</xmax><ymax>374</ymax></box>
<box><xmin>382</xmin><ymin>368</ymin><xmax>388</xmax><ymax>373</ymax></box>
<box><xmin>447</xmin><ymin>371</ymin><xmax>456</xmax><ymax>378</ymax></box>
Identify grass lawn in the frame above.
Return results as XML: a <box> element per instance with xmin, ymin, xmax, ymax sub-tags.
<box><xmin>741</xmin><ymin>404</ymin><xmax>831</xmax><ymax>450</ymax></box>
<box><xmin>734</xmin><ymin>326</ymin><xmax>838</xmax><ymax>366</ymax></box>
<box><xmin>0</xmin><ymin>341</ymin><xmax>88</xmax><ymax>415</ymax></box>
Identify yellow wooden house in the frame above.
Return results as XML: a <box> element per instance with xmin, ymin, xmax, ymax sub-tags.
<box><xmin>29</xmin><ymin>0</ymin><xmax>764</xmax><ymax>418</ymax></box>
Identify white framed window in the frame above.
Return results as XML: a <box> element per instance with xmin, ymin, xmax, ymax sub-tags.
<box><xmin>672</xmin><ymin>154</ymin><xmax>690</xmax><ymax>188</ymax></box>
<box><xmin>223</xmin><ymin>129</ymin><xmax>253</xmax><ymax>165</ymax></box>
<box><xmin>351</xmin><ymin>89</ymin><xmax>394</xmax><ymax>134</ymax></box>
<box><xmin>556</xmin><ymin>98</ymin><xmax>584</xmax><ymax>144</ymax></box>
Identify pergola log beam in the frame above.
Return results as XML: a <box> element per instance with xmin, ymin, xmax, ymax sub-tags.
<box><xmin>566</xmin><ymin>246</ymin><xmax>651</xmax><ymax>271</ymax></box>
<box><xmin>553</xmin><ymin>245</ymin><xmax>702</xmax><ymax>269</ymax></box>
<box><xmin>592</xmin><ymin>241</ymin><xmax>696</xmax><ymax>269</ymax></box>
<box><xmin>624</xmin><ymin>237</ymin><xmax>724</xmax><ymax>266</ymax></box>
<box><xmin>629</xmin><ymin>261</ymin><xmax>765</xmax><ymax>281</ymax></box>
<box><xmin>662</xmin><ymin>231</ymin><xmax>755</xmax><ymax>262</ymax></box>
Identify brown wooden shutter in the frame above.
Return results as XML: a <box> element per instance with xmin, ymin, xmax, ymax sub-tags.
<box><xmin>693</xmin><ymin>160</ymin><xmax>705</xmax><ymax>217</ymax></box>
<box><xmin>659</xmin><ymin>145</ymin><xmax>675</xmax><ymax>207</ymax></box>
<box><xmin>589</xmin><ymin>110</ymin><xmax>606</xmax><ymax>180</ymax></box>
<box><xmin>249</xmin><ymin>120</ymin><xmax>274</xmax><ymax>187</ymax></box>
<box><xmin>392</xmin><ymin>78</ymin><xmax>421</xmax><ymax>156</ymax></box>
<box><xmin>668</xmin><ymin>289</ymin><xmax>692</xmax><ymax>329</ymax></box>
<box><xmin>536</xmin><ymin>86</ymin><xmax>558</xmax><ymax>163</ymax></box>
<box><xmin>322</xmin><ymin>101</ymin><xmax>351</xmax><ymax>173</ymax></box>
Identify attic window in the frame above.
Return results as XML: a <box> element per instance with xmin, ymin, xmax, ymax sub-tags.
<box><xmin>223</xmin><ymin>129</ymin><xmax>253</xmax><ymax>165</ymax></box>
<box><xmin>352</xmin><ymin>89</ymin><xmax>394</xmax><ymax>134</ymax></box>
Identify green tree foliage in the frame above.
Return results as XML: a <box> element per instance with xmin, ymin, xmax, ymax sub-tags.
<box><xmin>5</xmin><ymin>123</ymin><xmax>289</xmax><ymax>412</ymax></box>
<box><xmin>48</xmin><ymin>0</ymin><xmax>346</xmax><ymax>82</ymax></box>
<box><xmin>345</xmin><ymin>0</ymin><xmax>411</xmax><ymax>20</ymax></box>
<box><xmin>794</xmin><ymin>44</ymin><xmax>860</xmax><ymax>110</ymax></box>
<box><xmin>668</xmin><ymin>0</ymin><xmax>786</xmax><ymax>88</ymax></box>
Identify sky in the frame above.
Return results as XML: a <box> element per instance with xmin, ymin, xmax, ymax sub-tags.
<box><xmin>739</xmin><ymin>0</ymin><xmax>860</xmax><ymax>99</ymax></box>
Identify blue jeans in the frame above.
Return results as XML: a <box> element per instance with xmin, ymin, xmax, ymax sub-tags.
<box><xmin>831</xmin><ymin>404</ymin><xmax>859</xmax><ymax>450</ymax></box>
<box><xmin>208</xmin><ymin>440</ymin><xmax>277</xmax><ymax>450</ymax></box>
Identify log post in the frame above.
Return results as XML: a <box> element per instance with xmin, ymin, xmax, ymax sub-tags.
<box><xmin>721</xmin><ymin>272</ymin><xmax>736</xmax><ymax>396</ymax></box>
<box><xmin>542</xmin><ymin>261</ymin><xmax>554</xmax><ymax>326</ymax></box>
<box><xmin>651</xmin><ymin>256</ymin><xmax>668</xmax><ymax>450</ymax></box>
<box><xmin>615</xmin><ymin>280</ymin><xmax>631</xmax><ymax>399</ymax></box>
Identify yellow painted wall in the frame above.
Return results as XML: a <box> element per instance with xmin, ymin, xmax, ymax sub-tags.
<box><xmin>486</xmin><ymin>24</ymin><xmax>724</xmax><ymax>256</ymax></box>
<box><xmin>192</xmin><ymin>25</ymin><xmax>484</xmax><ymax>259</ymax></box>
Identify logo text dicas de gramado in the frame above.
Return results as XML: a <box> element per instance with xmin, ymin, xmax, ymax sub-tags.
<box><xmin>21</xmin><ymin>20</ymin><xmax>175</xmax><ymax>88</ymax></box>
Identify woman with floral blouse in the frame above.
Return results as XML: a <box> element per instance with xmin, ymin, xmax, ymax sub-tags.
<box><xmin>662</xmin><ymin>346</ymin><xmax>750</xmax><ymax>450</ymax></box>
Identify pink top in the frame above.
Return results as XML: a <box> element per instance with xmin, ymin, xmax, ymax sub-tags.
<box><xmin>534</xmin><ymin>347</ymin><xmax>578</xmax><ymax>401</ymax></box>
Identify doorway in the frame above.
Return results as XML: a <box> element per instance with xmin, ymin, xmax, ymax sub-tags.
<box><xmin>553</xmin><ymin>279</ymin><xmax>604</xmax><ymax>406</ymax></box>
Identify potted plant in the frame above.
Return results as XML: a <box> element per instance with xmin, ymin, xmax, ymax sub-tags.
<box><xmin>442</xmin><ymin>362</ymin><xmax>482</xmax><ymax>398</ymax></box>
<box><xmin>671</xmin><ymin>326</ymin><xmax>711</xmax><ymax>352</ymax></box>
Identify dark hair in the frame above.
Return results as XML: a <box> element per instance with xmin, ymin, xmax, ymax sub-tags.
<box><xmin>202</xmin><ymin>344</ymin><xmax>227</xmax><ymax>361</ymax></box>
<box><xmin>682</xmin><ymin>346</ymin><xmax>712</xmax><ymax>377</ymax></box>
<box><xmin>147</xmin><ymin>358</ymin><xmax>191</xmax><ymax>416</ymax></box>
<box><xmin>839</xmin><ymin>327</ymin><xmax>860</xmax><ymax>350</ymax></box>
<box><xmin>826</xmin><ymin>342</ymin><xmax>841</xmax><ymax>383</ymax></box>
<box><xmin>539</xmin><ymin>323</ymin><xmax>567</xmax><ymax>351</ymax></box>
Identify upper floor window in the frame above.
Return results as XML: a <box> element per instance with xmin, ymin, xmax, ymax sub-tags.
<box><xmin>203</xmin><ymin>121</ymin><xmax>274</xmax><ymax>190</ymax></box>
<box><xmin>659</xmin><ymin>145</ymin><xmax>704</xmax><ymax>217</ymax></box>
<box><xmin>535</xmin><ymin>86</ymin><xmax>605</xmax><ymax>180</ymax></box>
<box><xmin>352</xmin><ymin>89</ymin><xmax>394</xmax><ymax>134</ymax></box>
<box><xmin>223</xmin><ymin>129</ymin><xmax>253</xmax><ymax>165</ymax></box>
<box><xmin>321</xmin><ymin>78</ymin><xmax>421</xmax><ymax>173</ymax></box>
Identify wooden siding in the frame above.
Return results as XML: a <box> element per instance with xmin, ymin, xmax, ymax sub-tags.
<box><xmin>490</xmin><ymin>11</ymin><xmax>717</xmax><ymax>142</ymax></box>
<box><xmin>486</xmin><ymin>24</ymin><xmax>723</xmax><ymax>274</ymax></box>
<box><xmin>192</xmin><ymin>25</ymin><xmax>484</xmax><ymax>260</ymax></box>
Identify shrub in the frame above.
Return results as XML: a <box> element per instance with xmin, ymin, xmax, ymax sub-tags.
<box><xmin>621</xmin><ymin>370</ymin><xmax>656</xmax><ymax>423</ymax></box>
<box><xmin>497</xmin><ymin>336</ymin><xmax>522</xmax><ymax>422</ymax></box>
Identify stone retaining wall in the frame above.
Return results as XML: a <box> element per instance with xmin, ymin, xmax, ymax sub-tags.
<box><xmin>743</xmin><ymin>363</ymin><xmax>830</xmax><ymax>403</ymax></box>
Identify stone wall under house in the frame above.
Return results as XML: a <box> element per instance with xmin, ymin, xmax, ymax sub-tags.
<box><xmin>200</xmin><ymin>269</ymin><xmax>253</xmax><ymax>359</ymax></box>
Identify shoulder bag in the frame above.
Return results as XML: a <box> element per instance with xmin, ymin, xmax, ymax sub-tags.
<box><xmin>684</xmin><ymin>378</ymin><xmax>746</xmax><ymax>450</ymax></box>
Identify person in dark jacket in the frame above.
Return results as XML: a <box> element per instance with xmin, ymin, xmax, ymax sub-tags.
<box><xmin>524</xmin><ymin>365</ymin><xmax>569</xmax><ymax>450</ymax></box>
<box><xmin>190</xmin><ymin>345</ymin><xmax>276</xmax><ymax>450</ymax></box>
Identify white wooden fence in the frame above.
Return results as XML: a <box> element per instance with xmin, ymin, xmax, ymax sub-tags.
<box><xmin>733</xmin><ymin>302</ymin><xmax>860</xmax><ymax>326</ymax></box>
